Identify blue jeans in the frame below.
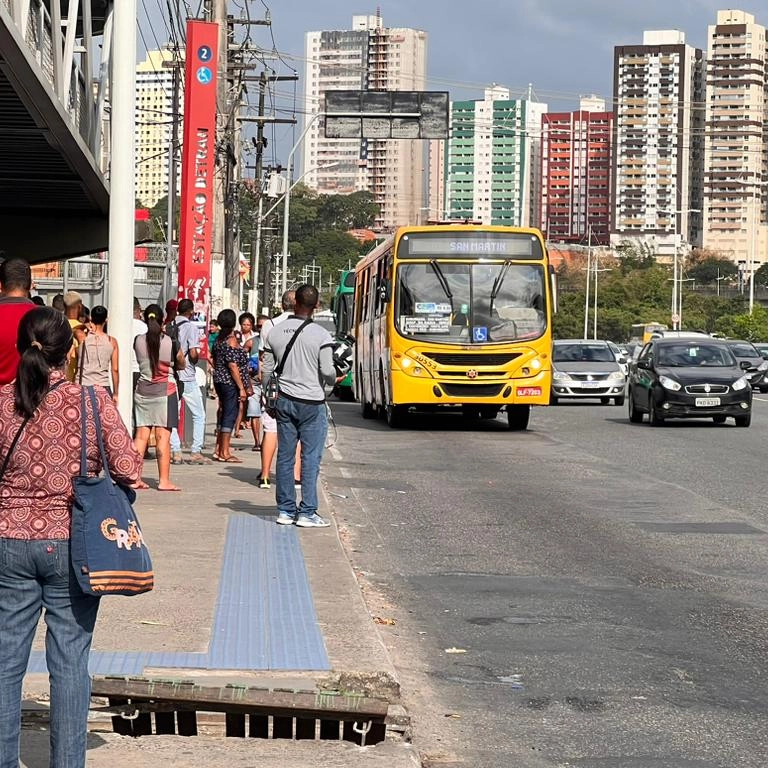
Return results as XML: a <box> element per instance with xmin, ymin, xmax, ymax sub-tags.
<box><xmin>275</xmin><ymin>398</ymin><xmax>328</xmax><ymax>518</ymax></box>
<box><xmin>170</xmin><ymin>382</ymin><xmax>206</xmax><ymax>453</ymax></box>
<box><xmin>0</xmin><ymin>538</ymin><xmax>100</xmax><ymax>768</ymax></box>
<box><xmin>214</xmin><ymin>382</ymin><xmax>239</xmax><ymax>433</ymax></box>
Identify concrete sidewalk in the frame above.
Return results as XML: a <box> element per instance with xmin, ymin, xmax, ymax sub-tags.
<box><xmin>20</xmin><ymin>421</ymin><xmax>416</xmax><ymax>767</ymax></box>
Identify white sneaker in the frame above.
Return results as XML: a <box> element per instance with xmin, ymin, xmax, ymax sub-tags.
<box><xmin>295</xmin><ymin>513</ymin><xmax>329</xmax><ymax>528</ymax></box>
<box><xmin>276</xmin><ymin>511</ymin><xmax>295</xmax><ymax>525</ymax></box>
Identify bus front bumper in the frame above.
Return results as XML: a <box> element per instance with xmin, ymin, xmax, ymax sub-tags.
<box><xmin>390</xmin><ymin>368</ymin><xmax>551</xmax><ymax>407</ymax></box>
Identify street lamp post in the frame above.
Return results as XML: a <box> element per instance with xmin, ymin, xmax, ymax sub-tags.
<box><xmin>248</xmin><ymin>160</ymin><xmax>338</xmax><ymax>313</ymax></box>
<box><xmin>659</xmin><ymin>207</ymin><xmax>700</xmax><ymax>330</ymax></box>
<box><xmin>281</xmin><ymin>113</ymin><xmax>325</xmax><ymax>295</ymax></box>
<box><xmin>747</xmin><ymin>181</ymin><xmax>768</xmax><ymax>314</ymax></box>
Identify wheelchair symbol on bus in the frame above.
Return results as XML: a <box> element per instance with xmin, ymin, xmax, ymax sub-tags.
<box><xmin>472</xmin><ymin>326</ymin><xmax>488</xmax><ymax>342</ymax></box>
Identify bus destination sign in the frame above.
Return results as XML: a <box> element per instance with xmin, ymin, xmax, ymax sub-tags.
<box><xmin>400</xmin><ymin>232</ymin><xmax>542</xmax><ymax>259</ymax></box>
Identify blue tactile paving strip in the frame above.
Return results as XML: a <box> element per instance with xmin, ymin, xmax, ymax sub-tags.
<box><xmin>27</xmin><ymin>514</ymin><xmax>330</xmax><ymax>675</ymax></box>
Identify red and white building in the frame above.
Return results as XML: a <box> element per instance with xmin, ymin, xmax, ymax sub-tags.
<box><xmin>540</xmin><ymin>97</ymin><xmax>613</xmax><ymax>246</ymax></box>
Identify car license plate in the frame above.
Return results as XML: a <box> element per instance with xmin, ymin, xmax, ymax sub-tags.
<box><xmin>695</xmin><ymin>397</ymin><xmax>721</xmax><ymax>407</ymax></box>
<box><xmin>580</xmin><ymin>381</ymin><xmax>602</xmax><ymax>389</ymax></box>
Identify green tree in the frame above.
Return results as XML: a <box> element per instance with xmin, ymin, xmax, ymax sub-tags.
<box><xmin>149</xmin><ymin>194</ymin><xmax>180</xmax><ymax>243</ymax></box>
<box><xmin>686</xmin><ymin>257</ymin><xmax>738</xmax><ymax>285</ymax></box>
<box><xmin>754</xmin><ymin>263</ymin><xmax>768</xmax><ymax>288</ymax></box>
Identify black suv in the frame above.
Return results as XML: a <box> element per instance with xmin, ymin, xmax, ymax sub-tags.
<box><xmin>627</xmin><ymin>337</ymin><xmax>753</xmax><ymax>427</ymax></box>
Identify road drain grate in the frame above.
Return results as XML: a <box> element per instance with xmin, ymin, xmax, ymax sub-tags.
<box><xmin>90</xmin><ymin>677</ymin><xmax>390</xmax><ymax>746</ymax></box>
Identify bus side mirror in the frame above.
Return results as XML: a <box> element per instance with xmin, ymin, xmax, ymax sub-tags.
<box><xmin>549</xmin><ymin>265</ymin><xmax>558</xmax><ymax>314</ymax></box>
<box><xmin>379</xmin><ymin>279</ymin><xmax>392</xmax><ymax>303</ymax></box>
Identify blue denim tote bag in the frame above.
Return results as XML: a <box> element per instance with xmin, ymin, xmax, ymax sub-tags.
<box><xmin>70</xmin><ymin>387</ymin><xmax>153</xmax><ymax>596</ymax></box>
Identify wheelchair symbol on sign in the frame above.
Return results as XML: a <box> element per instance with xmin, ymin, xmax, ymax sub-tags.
<box><xmin>196</xmin><ymin>66</ymin><xmax>213</xmax><ymax>85</ymax></box>
<box><xmin>472</xmin><ymin>326</ymin><xmax>488</xmax><ymax>342</ymax></box>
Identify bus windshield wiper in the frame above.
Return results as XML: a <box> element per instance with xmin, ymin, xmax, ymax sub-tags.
<box><xmin>490</xmin><ymin>260</ymin><xmax>512</xmax><ymax>301</ymax></box>
<box><xmin>429</xmin><ymin>260</ymin><xmax>454</xmax><ymax>306</ymax></box>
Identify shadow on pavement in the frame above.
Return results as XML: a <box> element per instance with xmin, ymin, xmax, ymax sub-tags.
<box><xmin>20</xmin><ymin>727</ymin><xmax>109</xmax><ymax>768</ymax></box>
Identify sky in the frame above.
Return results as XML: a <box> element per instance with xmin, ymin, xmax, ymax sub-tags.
<box><xmin>260</xmin><ymin>0</ymin><xmax>762</xmax><ymax>105</ymax></box>
<box><xmin>143</xmin><ymin>0</ymin><xmax>764</xmax><ymax>163</ymax></box>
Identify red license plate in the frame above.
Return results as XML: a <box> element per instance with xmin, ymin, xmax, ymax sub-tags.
<box><xmin>517</xmin><ymin>387</ymin><xmax>542</xmax><ymax>397</ymax></box>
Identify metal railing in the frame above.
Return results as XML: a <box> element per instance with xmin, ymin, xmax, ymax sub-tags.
<box><xmin>4</xmin><ymin>0</ymin><xmax>100</xmax><ymax>156</ymax></box>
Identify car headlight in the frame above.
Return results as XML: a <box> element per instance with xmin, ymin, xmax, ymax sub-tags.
<box><xmin>732</xmin><ymin>376</ymin><xmax>749</xmax><ymax>391</ymax></box>
<box><xmin>758</xmin><ymin>361</ymin><xmax>768</xmax><ymax>372</ymax></box>
<box><xmin>553</xmin><ymin>371</ymin><xmax>571</xmax><ymax>381</ymax></box>
<box><xmin>659</xmin><ymin>375</ymin><xmax>681</xmax><ymax>391</ymax></box>
<box><xmin>608</xmin><ymin>371</ymin><xmax>625</xmax><ymax>381</ymax></box>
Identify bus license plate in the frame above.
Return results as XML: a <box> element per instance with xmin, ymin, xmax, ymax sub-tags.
<box><xmin>695</xmin><ymin>397</ymin><xmax>720</xmax><ymax>407</ymax></box>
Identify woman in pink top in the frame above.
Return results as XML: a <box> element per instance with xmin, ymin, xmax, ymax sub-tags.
<box><xmin>0</xmin><ymin>307</ymin><xmax>141</xmax><ymax>768</ymax></box>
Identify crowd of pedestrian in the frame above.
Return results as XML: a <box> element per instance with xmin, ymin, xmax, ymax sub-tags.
<box><xmin>0</xmin><ymin>255</ymin><xmax>347</xmax><ymax>766</ymax></box>
<box><xmin>0</xmin><ymin>257</ymin><xmax>344</xmax><ymax>509</ymax></box>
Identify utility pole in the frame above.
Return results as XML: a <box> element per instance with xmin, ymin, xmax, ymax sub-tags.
<box><xmin>240</xmin><ymin>70</ymin><xmax>297</xmax><ymax>313</ymax></box>
<box><xmin>108</xmin><ymin>0</ymin><xmax>137</xmax><ymax>427</ymax></box>
<box><xmin>248</xmin><ymin>70</ymin><xmax>267</xmax><ymax>315</ymax></box>
<box><xmin>583</xmin><ymin>225</ymin><xmax>592</xmax><ymax>340</ymax></box>
<box><xmin>165</xmin><ymin>61</ymin><xmax>181</xmax><ymax>299</ymax></box>
<box><xmin>208</xmin><ymin>0</ymin><xmax>228</xmax><ymax>315</ymax></box>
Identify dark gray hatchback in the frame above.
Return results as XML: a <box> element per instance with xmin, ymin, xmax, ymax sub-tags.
<box><xmin>627</xmin><ymin>338</ymin><xmax>753</xmax><ymax>427</ymax></box>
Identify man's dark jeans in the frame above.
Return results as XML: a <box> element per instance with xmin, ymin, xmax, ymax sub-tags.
<box><xmin>275</xmin><ymin>398</ymin><xmax>327</xmax><ymax>517</ymax></box>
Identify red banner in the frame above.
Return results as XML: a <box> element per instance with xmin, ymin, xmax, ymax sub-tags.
<box><xmin>178</xmin><ymin>20</ymin><xmax>218</xmax><ymax>356</ymax></box>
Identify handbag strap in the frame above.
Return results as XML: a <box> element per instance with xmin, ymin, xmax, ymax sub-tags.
<box><xmin>80</xmin><ymin>386</ymin><xmax>112</xmax><ymax>481</ymax></box>
<box><xmin>1</xmin><ymin>379</ymin><xmax>66</xmax><ymax>483</ymax></box>
<box><xmin>274</xmin><ymin>318</ymin><xmax>312</xmax><ymax>377</ymax></box>
<box><xmin>78</xmin><ymin>337</ymin><xmax>87</xmax><ymax>384</ymax></box>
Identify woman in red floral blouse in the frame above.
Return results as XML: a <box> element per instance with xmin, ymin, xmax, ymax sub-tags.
<box><xmin>0</xmin><ymin>307</ymin><xmax>142</xmax><ymax>768</ymax></box>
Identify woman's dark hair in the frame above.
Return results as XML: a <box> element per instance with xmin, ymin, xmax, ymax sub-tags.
<box><xmin>15</xmin><ymin>307</ymin><xmax>73</xmax><ymax>418</ymax></box>
<box><xmin>217</xmin><ymin>309</ymin><xmax>236</xmax><ymax>335</ymax></box>
<box><xmin>143</xmin><ymin>303</ymin><xmax>163</xmax><ymax>376</ymax></box>
<box><xmin>91</xmin><ymin>305</ymin><xmax>108</xmax><ymax>326</ymax></box>
<box><xmin>239</xmin><ymin>312</ymin><xmax>255</xmax><ymax>328</ymax></box>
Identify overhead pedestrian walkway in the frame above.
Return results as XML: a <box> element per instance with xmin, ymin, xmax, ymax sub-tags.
<box><xmin>0</xmin><ymin>0</ymin><xmax>111</xmax><ymax>262</ymax></box>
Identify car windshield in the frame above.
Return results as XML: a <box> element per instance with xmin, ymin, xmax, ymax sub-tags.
<box><xmin>730</xmin><ymin>343</ymin><xmax>757</xmax><ymax>358</ymax></box>
<box><xmin>395</xmin><ymin>262</ymin><xmax>546</xmax><ymax>344</ymax></box>
<box><xmin>656</xmin><ymin>343</ymin><xmax>736</xmax><ymax>367</ymax></box>
<box><xmin>553</xmin><ymin>343</ymin><xmax>616</xmax><ymax>363</ymax></box>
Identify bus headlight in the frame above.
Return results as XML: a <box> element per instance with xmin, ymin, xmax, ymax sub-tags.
<box><xmin>399</xmin><ymin>355</ymin><xmax>432</xmax><ymax>377</ymax></box>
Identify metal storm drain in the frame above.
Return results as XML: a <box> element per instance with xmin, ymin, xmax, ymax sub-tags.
<box><xmin>89</xmin><ymin>677</ymin><xmax>394</xmax><ymax>746</ymax></box>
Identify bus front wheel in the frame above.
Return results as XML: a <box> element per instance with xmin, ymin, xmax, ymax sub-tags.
<box><xmin>385</xmin><ymin>403</ymin><xmax>406</xmax><ymax>428</ymax></box>
<box><xmin>507</xmin><ymin>405</ymin><xmax>530</xmax><ymax>431</ymax></box>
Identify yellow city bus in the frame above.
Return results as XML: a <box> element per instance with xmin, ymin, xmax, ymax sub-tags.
<box><xmin>629</xmin><ymin>322</ymin><xmax>668</xmax><ymax>345</ymax></box>
<box><xmin>352</xmin><ymin>224</ymin><xmax>554</xmax><ymax>430</ymax></box>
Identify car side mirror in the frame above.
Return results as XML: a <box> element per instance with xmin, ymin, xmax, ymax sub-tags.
<box><xmin>619</xmin><ymin>357</ymin><xmax>627</xmax><ymax>365</ymax></box>
<box><xmin>636</xmin><ymin>359</ymin><xmax>650</xmax><ymax>370</ymax></box>
<box><xmin>740</xmin><ymin>360</ymin><xmax>752</xmax><ymax>370</ymax></box>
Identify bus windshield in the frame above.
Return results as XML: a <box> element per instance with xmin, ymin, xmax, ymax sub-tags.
<box><xmin>395</xmin><ymin>261</ymin><xmax>546</xmax><ymax>344</ymax></box>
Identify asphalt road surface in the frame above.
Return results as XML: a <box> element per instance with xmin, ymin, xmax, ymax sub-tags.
<box><xmin>325</xmin><ymin>395</ymin><xmax>768</xmax><ymax>768</ymax></box>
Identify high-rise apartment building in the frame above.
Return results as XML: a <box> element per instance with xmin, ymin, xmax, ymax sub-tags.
<box><xmin>703</xmin><ymin>9</ymin><xmax>768</xmax><ymax>266</ymax></box>
<box><xmin>302</xmin><ymin>15</ymin><xmax>427</xmax><ymax>229</ymax></box>
<box><xmin>135</xmin><ymin>48</ymin><xmax>180</xmax><ymax>209</ymax></box>
<box><xmin>446</xmin><ymin>86</ymin><xmax>547</xmax><ymax>227</ymax></box>
<box><xmin>611</xmin><ymin>31</ymin><xmax>704</xmax><ymax>253</ymax></box>
<box><xmin>426</xmin><ymin>140</ymin><xmax>447</xmax><ymax>222</ymax></box>
<box><xmin>541</xmin><ymin>97</ymin><xmax>613</xmax><ymax>245</ymax></box>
